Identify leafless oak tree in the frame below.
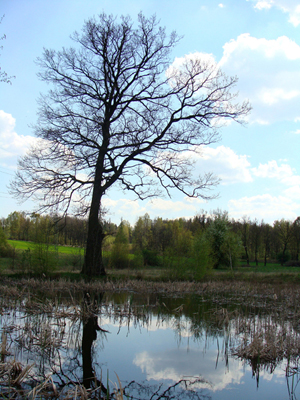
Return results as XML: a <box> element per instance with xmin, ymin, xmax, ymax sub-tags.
<box><xmin>10</xmin><ymin>13</ymin><xmax>250</xmax><ymax>276</ymax></box>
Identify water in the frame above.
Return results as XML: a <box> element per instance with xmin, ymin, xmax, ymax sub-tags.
<box><xmin>1</xmin><ymin>292</ymin><xmax>300</xmax><ymax>399</ymax></box>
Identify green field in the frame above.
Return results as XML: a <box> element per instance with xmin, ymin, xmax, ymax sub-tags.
<box><xmin>8</xmin><ymin>240</ymin><xmax>84</xmax><ymax>254</ymax></box>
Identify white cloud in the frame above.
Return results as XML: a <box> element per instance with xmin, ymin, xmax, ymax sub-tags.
<box><xmin>133</xmin><ymin>348</ymin><xmax>245</xmax><ymax>392</ymax></box>
<box><xmin>252</xmin><ymin>160</ymin><xmax>294</xmax><ymax>179</ymax></box>
<box><xmin>228</xmin><ymin>194</ymin><xmax>299</xmax><ymax>222</ymax></box>
<box><xmin>218</xmin><ymin>3</ymin><xmax>225</xmax><ymax>8</ymax></box>
<box><xmin>252</xmin><ymin>160</ymin><xmax>300</xmax><ymax>186</ymax></box>
<box><xmin>261</xmin><ymin>88</ymin><xmax>300</xmax><ymax>105</ymax></box>
<box><xmin>102</xmin><ymin>198</ymin><xmax>147</xmax><ymax>223</ymax></box>
<box><xmin>148</xmin><ymin>198</ymin><xmax>204</xmax><ymax>212</ymax></box>
<box><xmin>251</xmin><ymin>0</ymin><xmax>300</xmax><ymax>26</ymax></box>
<box><xmin>254</xmin><ymin>1</ymin><xmax>273</xmax><ymax>10</ymax></box>
<box><xmin>102</xmin><ymin>196</ymin><xmax>207</xmax><ymax>225</ymax></box>
<box><xmin>283</xmin><ymin>185</ymin><xmax>300</xmax><ymax>199</ymax></box>
<box><xmin>166</xmin><ymin>52</ymin><xmax>219</xmax><ymax>91</ymax></box>
<box><xmin>193</xmin><ymin>145</ymin><xmax>253</xmax><ymax>184</ymax></box>
<box><xmin>219</xmin><ymin>34</ymin><xmax>300</xmax><ymax>123</ymax></box>
<box><xmin>0</xmin><ymin>110</ymin><xmax>37</xmax><ymax>168</ymax></box>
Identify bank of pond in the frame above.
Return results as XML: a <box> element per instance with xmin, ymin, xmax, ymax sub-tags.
<box><xmin>3</xmin><ymin>239</ymin><xmax>300</xmax><ymax>285</ymax></box>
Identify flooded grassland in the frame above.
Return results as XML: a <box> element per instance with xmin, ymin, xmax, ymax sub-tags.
<box><xmin>1</xmin><ymin>278</ymin><xmax>300</xmax><ymax>399</ymax></box>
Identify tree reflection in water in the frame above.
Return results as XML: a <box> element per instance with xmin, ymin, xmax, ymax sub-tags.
<box><xmin>122</xmin><ymin>378</ymin><xmax>212</xmax><ymax>400</ymax></box>
<box><xmin>1</xmin><ymin>291</ymin><xmax>300</xmax><ymax>399</ymax></box>
<box><xmin>80</xmin><ymin>294</ymin><xmax>211</xmax><ymax>399</ymax></box>
<box><xmin>82</xmin><ymin>293</ymin><xmax>108</xmax><ymax>394</ymax></box>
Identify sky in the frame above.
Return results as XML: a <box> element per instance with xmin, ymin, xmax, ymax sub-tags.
<box><xmin>1</xmin><ymin>0</ymin><xmax>300</xmax><ymax>226</ymax></box>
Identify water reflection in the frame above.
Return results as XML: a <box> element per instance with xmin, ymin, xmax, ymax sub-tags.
<box><xmin>82</xmin><ymin>293</ymin><xmax>108</xmax><ymax>394</ymax></box>
<box><xmin>1</xmin><ymin>291</ymin><xmax>300</xmax><ymax>399</ymax></box>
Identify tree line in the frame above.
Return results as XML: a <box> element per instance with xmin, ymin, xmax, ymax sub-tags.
<box><xmin>2</xmin><ymin>210</ymin><xmax>300</xmax><ymax>271</ymax></box>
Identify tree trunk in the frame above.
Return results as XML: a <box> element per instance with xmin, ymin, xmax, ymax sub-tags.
<box><xmin>82</xmin><ymin>217</ymin><xmax>105</xmax><ymax>276</ymax></box>
<box><xmin>82</xmin><ymin>167</ymin><xmax>106</xmax><ymax>276</ymax></box>
<box><xmin>244</xmin><ymin>246</ymin><xmax>249</xmax><ymax>265</ymax></box>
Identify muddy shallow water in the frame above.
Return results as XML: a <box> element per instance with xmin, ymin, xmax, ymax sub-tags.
<box><xmin>1</xmin><ymin>286</ymin><xmax>300</xmax><ymax>399</ymax></box>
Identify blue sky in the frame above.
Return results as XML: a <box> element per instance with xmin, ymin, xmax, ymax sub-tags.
<box><xmin>1</xmin><ymin>0</ymin><xmax>300</xmax><ymax>225</ymax></box>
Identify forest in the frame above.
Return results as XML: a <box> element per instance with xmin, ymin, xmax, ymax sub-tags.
<box><xmin>1</xmin><ymin>210</ymin><xmax>299</xmax><ymax>278</ymax></box>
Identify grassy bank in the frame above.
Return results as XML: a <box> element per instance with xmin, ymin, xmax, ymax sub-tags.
<box><xmin>3</xmin><ymin>239</ymin><xmax>300</xmax><ymax>285</ymax></box>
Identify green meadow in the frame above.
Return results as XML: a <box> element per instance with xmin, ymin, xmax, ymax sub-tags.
<box><xmin>8</xmin><ymin>240</ymin><xmax>84</xmax><ymax>254</ymax></box>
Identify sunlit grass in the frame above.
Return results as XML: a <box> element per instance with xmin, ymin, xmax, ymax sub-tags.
<box><xmin>8</xmin><ymin>240</ymin><xmax>84</xmax><ymax>254</ymax></box>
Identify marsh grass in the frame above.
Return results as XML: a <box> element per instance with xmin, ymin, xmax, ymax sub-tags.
<box><xmin>1</xmin><ymin>277</ymin><xmax>300</xmax><ymax>398</ymax></box>
<box><xmin>0</xmin><ymin>299</ymin><xmax>122</xmax><ymax>398</ymax></box>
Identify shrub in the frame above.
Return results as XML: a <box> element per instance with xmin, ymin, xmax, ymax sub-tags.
<box><xmin>142</xmin><ymin>249</ymin><xmax>161</xmax><ymax>266</ymax></box>
<box><xmin>277</xmin><ymin>251</ymin><xmax>291</xmax><ymax>266</ymax></box>
<box><xmin>30</xmin><ymin>243</ymin><xmax>58</xmax><ymax>275</ymax></box>
<box><xmin>110</xmin><ymin>242</ymin><xmax>130</xmax><ymax>269</ymax></box>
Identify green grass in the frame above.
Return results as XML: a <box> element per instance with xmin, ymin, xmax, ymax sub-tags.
<box><xmin>8</xmin><ymin>240</ymin><xmax>84</xmax><ymax>254</ymax></box>
<box><xmin>236</xmin><ymin>261</ymin><xmax>300</xmax><ymax>273</ymax></box>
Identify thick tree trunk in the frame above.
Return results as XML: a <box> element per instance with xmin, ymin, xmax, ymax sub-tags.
<box><xmin>82</xmin><ymin>217</ymin><xmax>105</xmax><ymax>276</ymax></box>
<box><xmin>82</xmin><ymin>165</ymin><xmax>106</xmax><ymax>276</ymax></box>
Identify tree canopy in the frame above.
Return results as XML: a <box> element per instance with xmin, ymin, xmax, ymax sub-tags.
<box><xmin>10</xmin><ymin>13</ymin><xmax>250</xmax><ymax>276</ymax></box>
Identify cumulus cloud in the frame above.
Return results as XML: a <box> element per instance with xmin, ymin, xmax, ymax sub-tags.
<box><xmin>192</xmin><ymin>145</ymin><xmax>253</xmax><ymax>185</ymax></box>
<box><xmin>219</xmin><ymin>34</ymin><xmax>300</xmax><ymax>123</ymax></box>
<box><xmin>102</xmin><ymin>196</ymin><xmax>207</xmax><ymax>224</ymax></box>
<box><xmin>252</xmin><ymin>160</ymin><xmax>300</xmax><ymax>186</ymax></box>
<box><xmin>133</xmin><ymin>348</ymin><xmax>245</xmax><ymax>392</ymax></box>
<box><xmin>228</xmin><ymin>194</ymin><xmax>299</xmax><ymax>222</ymax></box>
<box><xmin>227</xmin><ymin>159</ymin><xmax>300</xmax><ymax>222</ymax></box>
<box><xmin>251</xmin><ymin>0</ymin><xmax>300</xmax><ymax>26</ymax></box>
<box><xmin>0</xmin><ymin>110</ymin><xmax>36</xmax><ymax>168</ymax></box>
<box><xmin>148</xmin><ymin>198</ymin><xmax>204</xmax><ymax>212</ymax></box>
<box><xmin>254</xmin><ymin>1</ymin><xmax>273</xmax><ymax>10</ymax></box>
<box><xmin>102</xmin><ymin>198</ymin><xmax>147</xmax><ymax>222</ymax></box>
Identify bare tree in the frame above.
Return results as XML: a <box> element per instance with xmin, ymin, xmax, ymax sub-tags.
<box><xmin>10</xmin><ymin>13</ymin><xmax>250</xmax><ymax>276</ymax></box>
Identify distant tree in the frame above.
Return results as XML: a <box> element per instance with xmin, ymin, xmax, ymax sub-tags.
<box><xmin>10</xmin><ymin>13</ymin><xmax>250</xmax><ymax>276</ymax></box>
<box><xmin>169</xmin><ymin>219</ymin><xmax>193</xmax><ymax>257</ymax></box>
<box><xmin>132</xmin><ymin>214</ymin><xmax>153</xmax><ymax>253</ymax></box>
<box><xmin>5</xmin><ymin>211</ymin><xmax>21</xmax><ymax>239</ymax></box>
<box><xmin>249</xmin><ymin>219</ymin><xmax>261</xmax><ymax>266</ymax></box>
<box><xmin>239</xmin><ymin>216</ymin><xmax>250</xmax><ymax>265</ymax></box>
<box><xmin>273</xmin><ymin>219</ymin><xmax>293</xmax><ymax>265</ymax></box>
<box><xmin>206</xmin><ymin>210</ymin><xmax>241</xmax><ymax>268</ymax></box>
<box><xmin>292</xmin><ymin>217</ymin><xmax>300</xmax><ymax>261</ymax></box>
<box><xmin>151</xmin><ymin>217</ymin><xmax>173</xmax><ymax>256</ymax></box>
<box><xmin>261</xmin><ymin>221</ymin><xmax>271</xmax><ymax>266</ymax></box>
<box><xmin>0</xmin><ymin>15</ymin><xmax>15</xmax><ymax>84</ymax></box>
<box><xmin>0</xmin><ymin>224</ymin><xmax>12</xmax><ymax>257</ymax></box>
<box><xmin>192</xmin><ymin>230</ymin><xmax>214</xmax><ymax>278</ymax></box>
<box><xmin>110</xmin><ymin>220</ymin><xmax>130</xmax><ymax>269</ymax></box>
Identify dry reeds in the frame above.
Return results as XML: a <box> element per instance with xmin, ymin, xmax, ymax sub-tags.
<box><xmin>1</xmin><ymin>276</ymin><xmax>300</xmax><ymax>398</ymax></box>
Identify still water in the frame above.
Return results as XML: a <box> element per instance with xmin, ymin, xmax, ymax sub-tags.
<box><xmin>1</xmin><ymin>291</ymin><xmax>300</xmax><ymax>399</ymax></box>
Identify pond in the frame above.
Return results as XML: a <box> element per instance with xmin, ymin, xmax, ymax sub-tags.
<box><xmin>1</xmin><ymin>288</ymin><xmax>300</xmax><ymax>399</ymax></box>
